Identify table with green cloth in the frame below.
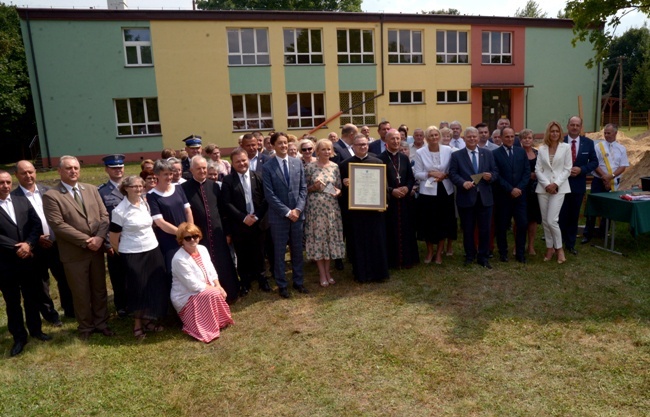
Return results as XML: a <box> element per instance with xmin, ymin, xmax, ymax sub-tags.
<box><xmin>585</xmin><ymin>190</ymin><xmax>650</xmax><ymax>253</ymax></box>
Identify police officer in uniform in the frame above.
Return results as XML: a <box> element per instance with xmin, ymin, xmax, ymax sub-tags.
<box><xmin>182</xmin><ymin>135</ymin><xmax>203</xmax><ymax>176</ymax></box>
<box><xmin>98</xmin><ymin>154</ymin><xmax>128</xmax><ymax>317</ymax></box>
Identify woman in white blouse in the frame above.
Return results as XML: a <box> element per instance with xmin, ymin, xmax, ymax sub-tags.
<box><xmin>109</xmin><ymin>175</ymin><xmax>167</xmax><ymax>339</ymax></box>
<box><xmin>413</xmin><ymin>126</ymin><xmax>457</xmax><ymax>265</ymax></box>
<box><xmin>535</xmin><ymin>121</ymin><xmax>573</xmax><ymax>264</ymax></box>
<box><xmin>171</xmin><ymin>222</ymin><xmax>233</xmax><ymax>343</ymax></box>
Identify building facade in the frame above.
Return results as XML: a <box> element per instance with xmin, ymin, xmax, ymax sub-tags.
<box><xmin>18</xmin><ymin>9</ymin><xmax>601</xmax><ymax>166</ymax></box>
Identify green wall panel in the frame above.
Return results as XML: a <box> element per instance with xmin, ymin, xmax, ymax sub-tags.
<box><xmin>229</xmin><ymin>66</ymin><xmax>272</xmax><ymax>94</ymax></box>
<box><xmin>284</xmin><ymin>66</ymin><xmax>325</xmax><ymax>92</ymax></box>
<box><xmin>524</xmin><ymin>27</ymin><xmax>601</xmax><ymax>133</ymax></box>
<box><xmin>338</xmin><ymin>65</ymin><xmax>377</xmax><ymax>91</ymax></box>
<box><xmin>21</xmin><ymin>20</ymin><xmax>161</xmax><ymax>159</ymax></box>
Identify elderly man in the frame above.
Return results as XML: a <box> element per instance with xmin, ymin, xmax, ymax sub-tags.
<box><xmin>476</xmin><ymin>123</ymin><xmax>499</xmax><ymax>151</ymax></box>
<box><xmin>449</xmin><ymin>121</ymin><xmax>466</xmax><ymax>150</ymax></box>
<box><xmin>43</xmin><ymin>156</ymin><xmax>112</xmax><ymax>340</ymax></box>
<box><xmin>0</xmin><ymin>170</ymin><xmax>49</xmax><ymax>356</ymax></box>
<box><xmin>559</xmin><ymin>116</ymin><xmax>598</xmax><ymax>255</ymax></box>
<box><xmin>360</xmin><ymin>125</ymin><xmax>374</xmax><ymax>142</ymax></box>
<box><xmin>182</xmin><ymin>156</ymin><xmax>239</xmax><ymax>303</ymax></box>
<box><xmin>369</xmin><ymin>120</ymin><xmax>391</xmax><ymax>155</ymax></box>
<box><xmin>449</xmin><ymin>127</ymin><xmax>498</xmax><ymax>269</ymax></box>
<box><xmin>409</xmin><ymin>128</ymin><xmax>426</xmax><ymax>160</ymax></box>
<box><xmin>582</xmin><ymin>123</ymin><xmax>629</xmax><ymax>243</ymax></box>
<box><xmin>340</xmin><ymin>134</ymin><xmax>389</xmax><ymax>283</ymax></box>
<box><xmin>12</xmin><ymin>160</ymin><xmax>74</xmax><ymax>323</ymax></box>
<box><xmin>379</xmin><ymin>129</ymin><xmax>419</xmax><ymax>269</ymax></box>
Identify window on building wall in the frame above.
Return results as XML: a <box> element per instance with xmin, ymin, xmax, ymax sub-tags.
<box><xmin>231</xmin><ymin>94</ymin><xmax>273</xmax><ymax>131</ymax></box>
<box><xmin>123</xmin><ymin>28</ymin><xmax>153</xmax><ymax>66</ymax></box>
<box><xmin>482</xmin><ymin>31</ymin><xmax>512</xmax><ymax>64</ymax></box>
<box><xmin>284</xmin><ymin>29</ymin><xmax>323</xmax><ymax>64</ymax></box>
<box><xmin>287</xmin><ymin>93</ymin><xmax>325</xmax><ymax>128</ymax></box>
<box><xmin>436</xmin><ymin>90</ymin><xmax>469</xmax><ymax>103</ymax></box>
<box><xmin>227</xmin><ymin>28</ymin><xmax>270</xmax><ymax>65</ymax></box>
<box><xmin>114</xmin><ymin>98</ymin><xmax>161</xmax><ymax>136</ymax></box>
<box><xmin>389</xmin><ymin>91</ymin><xmax>424</xmax><ymax>104</ymax></box>
<box><xmin>337</xmin><ymin>29</ymin><xmax>374</xmax><ymax>64</ymax></box>
<box><xmin>387</xmin><ymin>30</ymin><xmax>423</xmax><ymax>64</ymax></box>
<box><xmin>436</xmin><ymin>30</ymin><xmax>468</xmax><ymax>64</ymax></box>
<box><xmin>339</xmin><ymin>91</ymin><xmax>376</xmax><ymax>125</ymax></box>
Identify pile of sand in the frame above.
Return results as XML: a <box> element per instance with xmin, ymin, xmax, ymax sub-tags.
<box><xmin>585</xmin><ymin>129</ymin><xmax>650</xmax><ymax>189</ymax></box>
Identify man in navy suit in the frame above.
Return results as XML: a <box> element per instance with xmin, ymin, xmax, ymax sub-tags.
<box><xmin>0</xmin><ymin>171</ymin><xmax>49</xmax><ymax>356</ymax></box>
<box><xmin>449</xmin><ymin>127</ymin><xmax>499</xmax><ymax>269</ymax></box>
<box><xmin>368</xmin><ymin>120</ymin><xmax>391</xmax><ymax>155</ymax></box>
<box><xmin>334</xmin><ymin>123</ymin><xmax>357</xmax><ymax>162</ymax></box>
<box><xmin>241</xmin><ymin>133</ymin><xmax>269</xmax><ymax>174</ymax></box>
<box><xmin>492</xmin><ymin>127</ymin><xmax>530</xmax><ymax>263</ymax></box>
<box><xmin>221</xmin><ymin>148</ymin><xmax>271</xmax><ymax>295</ymax></box>
<box><xmin>560</xmin><ymin>116</ymin><xmax>598</xmax><ymax>255</ymax></box>
<box><xmin>262</xmin><ymin>132</ymin><xmax>308</xmax><ymax>298</ymax></box>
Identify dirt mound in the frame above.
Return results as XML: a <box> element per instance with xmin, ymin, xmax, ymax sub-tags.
<box><xmin>586</xmin><ymin>129</ymin><xmax>650</xmax><ymax>189</ymax></box>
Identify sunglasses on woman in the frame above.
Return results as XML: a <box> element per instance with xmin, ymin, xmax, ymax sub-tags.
<box><xmin>301</xmin><ymin>147</ymin><xmax>313</xmax><ymax>152</ymax></box>
<box><xmin>183</xmin><ymin>234</ymin><xmax>200</xmax><ymax>242</ymax></box>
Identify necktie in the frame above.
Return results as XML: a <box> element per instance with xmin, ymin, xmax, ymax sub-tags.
<box><xmin>507</xmin><ymin>146</ymin><xmax>513</xmax><ymax>162</ymax></box>
<box><xmin>471</xmin><ymin>151</ymin><xmax>478</xmax><ymax>174</ymax></box>
<box><xmin>571</xmin><ymin>140</ymin><xmax>577</xmax><ymax>163</ymax></box>
<box><xmin>242</xmin><ymin>174</ymin><xmax>254</xmax><ymax>214</ymax></box>
<box><xmin>283</xmin><ymin>159</ymin><xmax>290</xmax><ymax>187</ymax></box>
<box><xmin>73</xmin><ymin>187</ymin><xmax>86</xmax><ymax>215</ymax></box>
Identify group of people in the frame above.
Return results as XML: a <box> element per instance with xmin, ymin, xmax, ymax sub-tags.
<box><xmin>0</xmin><ymin>117</ymin><xmax>628</xmax><ymax>357</ymax></box>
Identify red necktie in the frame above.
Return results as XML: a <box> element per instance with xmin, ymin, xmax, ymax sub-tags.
<box><xmin>571</xmin><ymin>140</ymin><xmax>577</xmax><ymax>163</ymax></box>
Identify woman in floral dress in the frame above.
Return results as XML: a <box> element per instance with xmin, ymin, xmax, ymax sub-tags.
<box><xmin>304</xmin><ymin>139</ymin><xmax>345</xmax><ymax>287</ymax></box>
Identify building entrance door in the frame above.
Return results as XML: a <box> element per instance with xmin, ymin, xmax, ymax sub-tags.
<box><xmin>482</xmin><ymin>89</ymin><xmax>511</xmax><ymax>130</ymax></box>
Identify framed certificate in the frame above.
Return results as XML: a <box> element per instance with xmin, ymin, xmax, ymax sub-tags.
<box><xmin>348</xmin><ymin>163</ymin><xmax>387</xmax><ymax>210</ymax></box>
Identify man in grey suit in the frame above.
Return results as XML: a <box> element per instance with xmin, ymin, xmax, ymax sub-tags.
<box><xmin>262</xmin><ymin>132</ymin><xmax>308</xmax><ymax>298</ymax></box>
<box><xmin>43</xmin><ymin>156</ymin><xmax>113</xmax><ymax>340</ymax></box>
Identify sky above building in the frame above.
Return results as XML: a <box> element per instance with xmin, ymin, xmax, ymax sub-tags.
<box><xmin>8</xmin><ymin>0</ymin><xmax>649</xmax><ymax>34</ymax></box>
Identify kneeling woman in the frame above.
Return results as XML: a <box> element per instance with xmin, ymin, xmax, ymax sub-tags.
<box><xmin>171</xmin><ymin>222</ymin><xmax>234</xmax><ymax>343</ymax></box>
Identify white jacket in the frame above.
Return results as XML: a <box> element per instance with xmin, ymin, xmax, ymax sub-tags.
<box><xmin>535</xmin><ymin>143</ymin><xmax>573</xmax><ymax>194</ymax></box>
<box><xmin>170</xmin><ymin>245</ymin><xmax>219</xmax><ymax>312</ymax></box>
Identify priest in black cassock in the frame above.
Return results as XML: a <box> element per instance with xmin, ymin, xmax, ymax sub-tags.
<box><xmin>182</xmin><ymin>156</ymin><xmax>240</xmax><ymax>303</ymax></box>
<box><xmin>379</xmin><ymin>129</ymin><xmax>420</xmax><ymax>269</ymax></box>
<box><xmin>340</xmin><ymin>134</ymin><xmax>389</xmax><ymax>283</ymax></box>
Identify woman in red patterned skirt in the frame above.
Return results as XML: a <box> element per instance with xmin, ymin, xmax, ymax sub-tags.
<box><xmin>171</xmin><ymin>222</ymin><xmax>234</xmax><ymax>343</ymax></box>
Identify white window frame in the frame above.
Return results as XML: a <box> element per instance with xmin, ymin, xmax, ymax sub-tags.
<box><xmin>339</xmin><ymin>91</ymin><xmax>376</xmax><ymax>126</ymax></box>
<box><xmin>387</xmin><ymin>30</ymin><xmax>423</xmax><ymax>64</ymax></box>
<box><xmin>482</xmin><ymin>31</ymin><xmax>512</xmax><ymax>64</ymax></box>
<box><xmin>436</xmin><ymin>30</ymin><xmax>469</xmax><ymax>64</ymax></box>
<box><xmin>287</xmin><ymin>93</ymin><xmax>325</xmax><ymax>128</ymax></box>
<box><xmin>389</xmin><ymin>91</ymin><xmax>424</xmax><ymax>104</ymax></box>
<box><xmin>231</xmin><ymin>94</ymin><xmax>274</xmax><ymax>131</ymax></box>
<box><xmin>123</xmin><ymin>28</ymin><xmax>153</xmax><ymax>67</ymax></box>
<box><xmin>436</xmin><ymin>90</ymin><xmax>469</xmax><ymax>104</ymax></box>
<box><xmin>283</xmin><ymin>28</ymin><xmax>323</xmax><ymax>65</ymax></box>
<box><xmin>114</xmin><ymin>98</ymin><xmax>160</xmax><ymax>136</ymax></box>
<box><xmin>227</xmin><ymin>28</ymin><xmax>270</xmax><ymax>66</ymax></box>
<box><xmin>337</xmin><ymin>29</ymin><xmax>374</xmax><ymax>64</ymax></box>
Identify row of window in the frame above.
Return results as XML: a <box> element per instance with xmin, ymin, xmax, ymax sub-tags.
<box><xmin>122</xmin><ymin>28</ymin><xmax>513</xmax><ymax>67</ymax></box>
<box><xmin>114</xmin><ymin>90</ymin><xmax>469</xmax><ymax>136</ymax></box>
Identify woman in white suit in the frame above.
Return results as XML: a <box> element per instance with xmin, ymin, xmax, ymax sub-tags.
<box><xmin>413</xmin><ymin>126</ymin><xmax>456</xmax><ymax>264</ymax></box>
<box><xmin>535</xmin><ymin>121</ymin><xmax>573</xmax><ymax>263</ymax></box>
<box><xmin>171</xmin><ymin>222</ymin><xmax>234</xmax><ymax>343</ymax></box>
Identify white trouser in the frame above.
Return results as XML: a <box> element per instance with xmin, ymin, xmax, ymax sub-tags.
<box><xmin>538</xmin><ymin>192</ymin><xmax>565</xmax><ymax>249</ymax></box>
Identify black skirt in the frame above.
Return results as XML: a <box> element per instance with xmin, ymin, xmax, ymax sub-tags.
<box><xmin>416</xmin><ymin>185</ymin><xmax>457</xmax><ymax>242</ymax></box>
<box><xmin>121</xmin><ymin>247</ymin><xmax>169</xmax><ymax>319</ymax></box>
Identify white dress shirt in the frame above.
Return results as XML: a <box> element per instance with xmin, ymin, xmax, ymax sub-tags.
<box><xmin>0</xmin><ymin>195</ymin><xmax>17</xmax><ymax>224</ymax></box>
<box><xmin>20</xmin><ymin>185</ymin><xmax>51</xmax><ymax>238</ymax></box>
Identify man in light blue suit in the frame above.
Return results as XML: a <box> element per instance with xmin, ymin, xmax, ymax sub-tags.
<box><xmin>262</xmin><ymin>132</ymin><xmax>308</xmax><ymax>298</ymax></box>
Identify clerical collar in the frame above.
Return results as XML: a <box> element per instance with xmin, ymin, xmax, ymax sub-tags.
<box><xmin>193</xmin><ymin>177</ymin><xmax>207</xmax><ymax>184</ymax></box>
<box><xmin>387</xmin><ymin>150</ymin><xmax>399</xmax><ymax>156</ymax></box>
<box><xmin>356</xmin><ymin>154</ymin><xmax>368</xmax><ymax>160</ymax></box>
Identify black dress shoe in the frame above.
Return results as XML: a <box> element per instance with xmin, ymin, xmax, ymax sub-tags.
<box><xmin>335</xmin><ymin>259</ymin><xmax>344</xmax><ymax>270</ymax></box>
<box><xmin>258</xmin><ymin>279</ymin><xmax>272</xmax><ymax>292</ymax></box>
<box><xmin>568</xmin><ymin>247</ymin><xmax>578</xmax><ymax>255</ymax></box>
<box><xmin>464</xmin><ymin>259</ymin><xmax>474</xmax><ymax>266</ymax></box>
<box><xmin>516</xmin><ymin>256</ymin><xmax>527</xmax><ymax>264</ymax></box>
<box><xmin>117</xmin><ymin>309</ymin><xmax>128</xmax><ymax>318</ymax></box>
<box><xmin>79</xmin><ymin>331</ymin><xmax>92</xmax><ymax>341</ymax></box>
<box><xmin>95</xmin><ymin>327</ymin><xmax>116</xmax><ymax>337</ymax></box>
<box><xmin>292</xmin><ymin>284</ymin><xmax>309</xmax><ymax>294</ymax></box>
<box><xmin>500</xmin><ymin>255</ymin><xmax>509</xmax><ymax>262</ymax></box>
<box><xmin>581</xmin><ymin>237</ymin><xmax>591</xmax><ymax>244</ymax></box>
<box><xmin>487</xmin><ymin>251</ymin><xmax>494</xmax><ymax>259</ymax></box>
<box><xmin>32</xmin><ymin>333</ymin><xmax>52</xmax><ymax>341</ymax></box>
<box><xmin>239</xmin><ymin>286</ymin><xmax>250</xmax><ymax>297</ymax></box>
<box><xmin>10</xmin><ymin>340</ymin><xmax>26</xmax><ymax>357</ymax></box>
<box><xmin>278</xmin><ymin>287</ymin><xmax>290</xmax><ymax>299</ymax></box>
<box><xmin>49</xmin><ymin>319</ymin><xmax>63</xmax><ymax>327</ymax></box>
<box><xmin>478</xmin><ymin>260</ymin><xmax>493</xmax><ymax>269</ymax></box>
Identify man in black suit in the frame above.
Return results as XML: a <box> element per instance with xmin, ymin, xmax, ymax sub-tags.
<box><xmin>449</xmin><ymin>127</ymin><xmax>499</xmax><ymax>269</ymax></box>
<box><xmin>492</xmin><ymin>127</ymin><xmax>530</xmax><ymax>263</ymax></box>
<box><xmin>368</xmin><ymin>120</ymin><xmax>391</xmax><ymax>155</ymax></box>
<box><xmin>334</xmin><ymin>124</ymin><xmax>357</xmax><ymax>162</ymax></box>
<box><xmin>560</xmin><ymin>116</ymin><xmax>598</xmax><ymax>255</ymax></box>
<box><xmin>241</xmin><ymin>133</ymin><xmax>270</xmax><ymax>174</ymax></box>
<box><xmin>0</xmin><ymin>170</ymin><xmax>50</xmax><ymax>357</ymax></box>
<box><xmin>12</xmin><ymin>160</ymin><xmax>74</xmax><ymax>323</ymax></box>
<box><xmin>221</xmin><ymin>148</ymin><xmax>271</xmax><ymax>295</ymax></box>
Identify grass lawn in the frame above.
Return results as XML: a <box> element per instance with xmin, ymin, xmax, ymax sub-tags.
<box><xmin>1</xmin><ymin>163</ymin><xmax>649</xmax><ymax>416</ymax></box>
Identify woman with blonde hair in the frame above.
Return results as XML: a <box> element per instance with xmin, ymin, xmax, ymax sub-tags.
<box><xmin>535</xmin><ymin>121</ymin><xmax>572</xmax><ymax>263</ymax></box>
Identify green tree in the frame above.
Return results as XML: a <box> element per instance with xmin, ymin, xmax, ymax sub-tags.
<box><xmin>601</xmin><ymin>26</ymin><xmax>650</xmax><ymax>97</ymax></box>
<box><xmin>565</xmin><ymin>0</ymin><xmax>650</xmax><ymax>67</ymax></box>
<box><xmin>196</xmin><ymin>0</ymin><xmax>362</xmax><ymax>11</ymax></box>
<box><xmin>0</xmin><ymin>3</ymin><xmax>33</xmax><ymax>137</ymax></box>
<box><xmin>514</xmin><ymin>0</ymin><xmax>548</xmax><ymax>18</ymax></box>
<box><xmin>627</xmin><ymin>50</ymin><xmax>650</xmax><ymax>110</ymax></box>
<box><xmin>421</xmin><ymin>8</ymin><xmax>461</xmax><ymax>15</ymax></box>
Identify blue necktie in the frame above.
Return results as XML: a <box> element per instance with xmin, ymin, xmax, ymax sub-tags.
<box><xmin>283</xmin><ymin>159</ymin><xmax>290</xmax><ymax>186</ymax></box>
<box><xmin>471</xmin><ymin>151</ymin><xmax>478</xmax><ymax>174</ymax></box>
